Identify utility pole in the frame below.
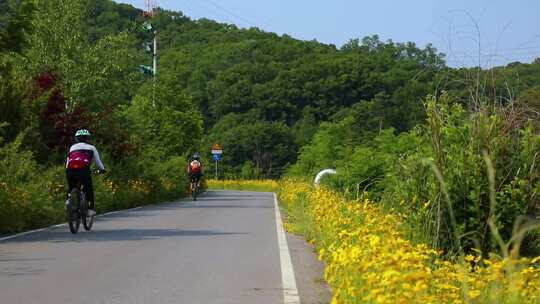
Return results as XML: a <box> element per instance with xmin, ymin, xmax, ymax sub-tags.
<box><xmin>141</xmin><ymin>0</ymin><xmax>157</xmax><ymax>107</ymax></box>
<box><xmin>152</xmin><ymin>29</ymin><xmax>157</xmax><ymax>107</ymax></box>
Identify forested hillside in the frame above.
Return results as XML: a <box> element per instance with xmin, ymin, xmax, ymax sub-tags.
<box><xmin>3</xmin><ymin>0</ymin><xmax>539</xmax><ymax>177</ymax></box>
<box><xmin>1</xmin><ymin>0</ymin><xmax>539</xmax><ymax>250</ymax></box>
<box><xmin>85</xmin><ymin>0</ymin><xmax>540</xmax><ymax>179</ymax></box>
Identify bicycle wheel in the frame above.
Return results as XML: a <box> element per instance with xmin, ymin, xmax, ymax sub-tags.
<box><xmin>81</xmin><ymin>193</ymin><xmax>94</xmax><ymax>231</ymax></box>
<box><xmin>67</xmin><ymin>189</ymin><xmax>81</xmax><ymax>234</ymax></box>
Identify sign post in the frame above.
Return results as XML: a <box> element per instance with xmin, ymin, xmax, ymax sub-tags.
<box><xmin>211</xmin><ymin>143</ymin><xmax>223</xmax><ymax>180</ymax></box>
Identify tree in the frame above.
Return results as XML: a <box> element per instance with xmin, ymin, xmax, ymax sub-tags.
<box><xmin>0</xmin><ymin>0</ymin><xmax>34</xmax><ymax>53</ymax></box>
<box><xmin>22</xmin><ymin>0</ymin><xmax>138</xmax><ymax>112</ymax></box>
<box><xmin>205</xmin><ymin>114</ymin><xmax>297</xmax><ymax>178</ymax></box>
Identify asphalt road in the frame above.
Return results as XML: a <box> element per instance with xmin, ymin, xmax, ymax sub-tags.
<box><xmin>0</xmin><ymin>190</ymin><xmax>328</xmax><ymax>304</ymax></box>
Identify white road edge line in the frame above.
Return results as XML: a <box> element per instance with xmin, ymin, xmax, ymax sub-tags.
<box><xmin>0</xmin><ymin>206</ymin><xmax>145</xmax><ymax>242</ymax></box>
<box><xmin>273</xmin><ymin>193</ymin><xmax>301</xmax><ymax>304</ymax></box>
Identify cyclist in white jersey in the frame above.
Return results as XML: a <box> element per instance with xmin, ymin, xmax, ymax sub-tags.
<box><xmin>66</xmin><ymin>129</ymin><xmax>106</xmax><ymax>215</ymax></box>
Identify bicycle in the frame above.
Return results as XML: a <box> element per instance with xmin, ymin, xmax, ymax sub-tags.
<box><xmin>190</xmin><ymin>176</ymin><xmax>200</xmax><ymax>201</ymax></box>
<box><xmin>66</xmin><ymin>170</ymin><xmax>103</xmax><ymax>234</ymax></box>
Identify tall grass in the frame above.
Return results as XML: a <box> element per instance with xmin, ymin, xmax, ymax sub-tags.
<box><xmin>415</xmin><ymin>94</ymin><xmax>540</xmax><ymax>256</ymax></box>
<box><xmin>323</xmin><ymin>92</ymin><xmax>540</xmax><ymax>257</ymax></box>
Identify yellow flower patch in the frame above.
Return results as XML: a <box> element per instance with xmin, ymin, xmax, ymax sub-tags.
<box><xmin>278</xmin><ymin>180</ymin><xmax>540</xmax><ymax>304</ymax></box>
<box><xmin>207</xmin><ymin>179</ymin><xmax>278</xmax><ymax>192</ymax></box>
<box><xmin>128</xmin><ymin>179</ymin><xmax>151</xmax><ymax>194</ymax></box>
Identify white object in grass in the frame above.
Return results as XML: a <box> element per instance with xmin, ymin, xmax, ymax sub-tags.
<box><xmin>314</xmin><ymin>169</ymin><xmax>336</xmax><ymax>187</ymax></box>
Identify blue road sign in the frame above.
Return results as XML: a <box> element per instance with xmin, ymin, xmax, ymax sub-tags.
<box><xmin>213</xmin><ymin>154</ymin><xmax>221</xmax><ymax>161</ymax></box>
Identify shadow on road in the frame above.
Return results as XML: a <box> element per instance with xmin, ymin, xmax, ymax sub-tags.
<box><xmin>0</xmin><ymin>190</ymin><xmax>271</xmax><ymax>245</ymax></box>
<box><xmin>174</xmin><ymin>204</ymin><xmax>272</xmax><ymax>209</ymax></box>
<box><xmin>95</xmin><ymin>210</ymin><xmax>156</xmax><ymax>221</ymax></box>
<box><xmin>2</xmin><ymin>228</ymin><xmax>247</xmax><ymax>244</ymax></box>
<box><xmin>0</xmin><ymin>256</ymin><xmax>53</xmax><ymax>263</ymax></box>
<box><xmin>0</xmin><ymin>253</ymin><xmax>50</xmax><ymax>277</ymax></box>
<box><xmin>0</xmin><ymin>267</ymin><xmax>46</xmax><ymax>276</ymax></box>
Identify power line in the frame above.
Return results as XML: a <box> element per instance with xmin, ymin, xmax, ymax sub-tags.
<box><xmin>175</xmin><ymin>0</ymin><xmax>205</xmax><ymax>18</ymax></box>
<box><xmin>447</xmin><ymin>51</ymin><xmax>540</xmax><ymax>59</ymax></box>
<box><xmin>200</xmin><ymin>0</ymin><xmax>260</xmax><ymax>28</ymax></box>
<box><xmin>181</xmin><ymin>0</ymin><xmax>238</xmax><ymax>25</ymax></box>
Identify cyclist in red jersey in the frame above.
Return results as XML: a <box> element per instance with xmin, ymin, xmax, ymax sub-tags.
<box><xmin>187</xmin><ymin>153</ymin><xmax>203</xmax><ymax>188</ymax></box>
<box><xmin>65</xmin><ymin>129</ymin><xmax>106</xmax><ymax>215</ymax></box>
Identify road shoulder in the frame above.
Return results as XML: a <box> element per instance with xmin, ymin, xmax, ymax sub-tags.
<box><xmin>286</xmin><ymin>231</ymin><xmax>332</xmax><ymax>304</ymax></box>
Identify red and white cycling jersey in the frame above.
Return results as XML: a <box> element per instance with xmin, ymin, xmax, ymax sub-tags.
<box><xmin>188</xmin><ymin>160</ymin><xmax>202</xmax><ymax>174</ymax></box>
<box><xmin>66</xmin><ymin>143</ymin><xmax>105</xmax><ymax>170</ymax></box>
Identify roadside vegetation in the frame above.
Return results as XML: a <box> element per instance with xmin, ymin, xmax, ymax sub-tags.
<box><xmin>283</xmin><ymin>86</ymin><xmax>540</xmax><ymax>302</ymax></box>
<box><xmin>289</xmin><ymin>93</ymin><xmax>540</xmax><ymax>256</ymax></box>
<box><xmin>207</xmin><ymin>179</ymin><xmax>278</xmax><ymax>192</ymax></box>
<box><xmin>279</xmin><ymin>180</ymin><xmax>540</xmax><ymax>304</ymax></box>
<box><xmin>0</xmin><ymin>0</ymin><xmax>200</xmax><ymax>233</ymax></box>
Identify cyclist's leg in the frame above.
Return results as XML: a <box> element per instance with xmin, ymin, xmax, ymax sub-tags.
<box><xmin>66</xmin><ymin>168</ymin><xmax>81</xmax><ymax>198</ymax></box>
<box><xmin>195</xmin><ymin>174</ymin><xmax>201</xmax><ymax>187</ymax></box>
<box><xmin>81</xmin><ymin>169</ymin><xmax>94</xmax><ymax>209</ymax></box>
<box><xmin>190</xmin><ymin>175</ymin><xmax>196</xmax><ymax>190</ymax></box>
<box><xmin>66</xmin><ymin>169</ymin><xmax>75</xmax><ymax>207</ymax></box>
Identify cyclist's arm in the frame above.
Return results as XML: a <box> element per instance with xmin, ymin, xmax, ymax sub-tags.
<box><xmin>92</xmin><ymin>147</ymin><xmax>106</xmax><ymax>171</ymax></box>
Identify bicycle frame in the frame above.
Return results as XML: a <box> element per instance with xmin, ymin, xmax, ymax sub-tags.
<box><xmin>67</xmin><ymin>182</ymin><xmax>93</xmax><ymax>234</ymax></box>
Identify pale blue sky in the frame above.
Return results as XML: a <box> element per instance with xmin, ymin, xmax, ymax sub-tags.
<box><xmin>117</xmin><ymin>0</ymin><xmax>540</xmax><ymax>67</ymax></box>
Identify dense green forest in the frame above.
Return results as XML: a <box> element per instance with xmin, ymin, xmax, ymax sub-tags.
<box><xmin>2</xmin><ymin>0</ymin><xmax>539</xmax><ymax>177</ymax></box>
<box><xmin>1</xmin><ymin>0</ymin><xmax>539</xmax><ymax>257</ymax></box>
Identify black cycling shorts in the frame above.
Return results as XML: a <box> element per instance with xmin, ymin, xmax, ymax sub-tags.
<box><xmin>190</xmin><ymin>173</ymin><xmax>201</xmax><ymax>183</ymax></box>
<box><xmin>66</xmin><ymin>168</ymin><xmax>94</xmax><ymax>205</ymax></box>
